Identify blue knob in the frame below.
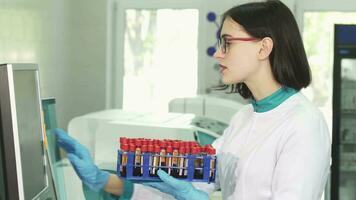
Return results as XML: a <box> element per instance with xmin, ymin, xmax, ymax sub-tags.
<box><xmin>207</xmin><ymin>12</ymin><xmax>216</xmax><ymax>22</ymax></box>
<box><xmin>207</xmin><ymin>47</ymin><xmax>216</xmax><ymax>56</ymax></box>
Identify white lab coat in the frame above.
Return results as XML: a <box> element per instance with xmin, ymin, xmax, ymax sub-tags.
<box><xmin>131</xmin><ymin>92</ymin><xmax>331</xmax><ymax>200</ymax></box>
<box><xmin>213</xmin><ymin>92</ymin><xmax>331</xmax><ymax>200</ymax></box>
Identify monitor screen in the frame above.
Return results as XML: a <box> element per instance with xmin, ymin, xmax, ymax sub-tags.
<box><xmin>0</xmin><ymin>64</ymin><xmax>56</xmax><ymax>200</ymax></box>
<box><xmin>13</xmin><ymin>70</ymin><xmax>47</xmax><ymax>199</ymax></box>
<box><xmin>0</xmin><ymin>117</ymin><xmax>6</xmax><ymax>200</ymax></box>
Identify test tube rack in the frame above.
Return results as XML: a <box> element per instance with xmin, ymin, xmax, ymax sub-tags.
<box><xmin>116</xmin><ymin>150</ymin><xmax>217</xmax><ymax>183</ymax></box>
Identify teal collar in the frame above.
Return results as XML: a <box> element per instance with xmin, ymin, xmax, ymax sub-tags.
<box><xmin>250</xmin><ymin>87</ymin><xmax>297</xmax><ymax>113</ymax></box>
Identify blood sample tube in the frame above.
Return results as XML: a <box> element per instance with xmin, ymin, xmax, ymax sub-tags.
<box><xmin>166</xmin><ymin>146</ymin><xmax>173</xmax><ymax>175</ymax></box>
<box><xmin>133</xmin><ymin>140</ymin><xmax>142</xmax><ymax>176</ymax></box>
<box><xmin>148</xmin><ymin>140</ymin><xmax>154</xmax><ymax>147</ymax></box>
<box><xmin>150</xmin><ymin>146</ymin><xmax>160</xmax><ymax>177</ymax></box>
<box><xmin>141</xmin><ymin>145</ymin><xmax>147</xmax><ymax>175</ymax></box>
<box><xmin>189</xmin><ymin>141</ymin><xmax>198</xmax><ymax>148</ymax></box>
<box><xmin>192</xmin><ymin>147</ymin><xmax>203</xmax><ymax>179</ymax></box>
<box><xmin>119</xmin><ymin>137</ymin><xmax>127</xmax><ymax>144</ymax></box>
<box><xmin>184</xmin><ymin>141</ymin><xmax>190</xmax><ymax>149</ymax></box>
<box><xmin>120</xmin><ymin>143</ymin><xmax>129</xmax><ymax>177</ymax></box>
<box><xmin>159</xmin><ymin>141</ymin><xmax>167</xmax><ymax>173</ymax></box>
<box><xmin>129</xmin><ymin>143</ymin><xmax>136</xmax><ymax>154</ymax></box>
<box><xmin>142</xmin><ymin>139</ymin><xmax>148</xmax><ymax>146</ymax></box>
<box><xmin>171</xmin><ymin>142</ymin><xmax>179</xmax><ymax>177</ymax></box>
<box><xmin>154</xmin><ymin>139</ymin><xmax>160</xmax><ymax>147</ymax></box>
<box><xmin>184</xmin><ymin>146</ymin><xmax>190</xmax><ymax>177</ymax></box>
<box><xmin>207</xmin><ymin>147</ymin><xmax>216</xmax><ymax>181</ymax></box>
<box><xmin>128</xmin><ymin>143</ymin><xmax>136</xmax><ymax>175</ymax></box>
<box><xmin>178</xmin><ymin>146</ymin><xmax>186</xmax><ymax>178</ymax></box>
<box><xmin>148</xmin><ymin>145</ymin><xmax>154</xmax><ymax>176</ymax></box>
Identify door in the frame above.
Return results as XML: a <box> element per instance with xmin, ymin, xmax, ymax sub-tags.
<box><xmin>333</xmin><ymin>24</ymin><xmax>356</xmax><ymax>200</ymax></box>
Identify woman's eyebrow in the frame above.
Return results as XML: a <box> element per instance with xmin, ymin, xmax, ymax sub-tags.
<box><xmin>221</xmin><ymin>33</ymin><xmax>233</xmax><ymax>38</ymax></box>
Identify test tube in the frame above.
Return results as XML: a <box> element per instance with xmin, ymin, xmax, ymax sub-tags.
<box><xmin>150</xmin><ymin>146</ymin><xmax>160</xmax><ymax>176</ymax></box>
<box><xmin>133</xmin><ymin>140</ymin><xmax>142</xmax><ymax>176</ymax></box>
<box><xmin>148</xmin><ymin>140</ymin><xmax>154</xmax><ymax>147</ymax></box>
<box><xmin>207</xmin><ymin>147</ymin><xmax>216</xmax><ymax>181</ymax></box>
<box><xmin>153</xmin><ymin>139</ymin><xmax>160</xmax><ymax>147</ymax></box>
<box><xmin>120</xmin><ymin>143</ymin><xmax>129</xmax><ymax>177</ymax></box>
<box><xmin>189</xmin><ymin>141</ymin><xmax>199</xmax><ymax>148</ymax></box>
<box><xmin>142</xmin><ymin>139</ymin><xmax>148</xmax><ymax>146</ymax></box>
<box><xmin>141</xmin><ymin>145</ymin><xmax>147</xmax><ymax>175</ymax></box>
<box><xmin>159</xmin><ymin>141</ymin><xmax>167</xmax><ymax>173</ymax></box>
<box><xmin>128</xmin><ymin>138</ymin><xmax>135</xmax><ymax>145</ymax></box>
<box><xmin>184</xmin><ymin>146</ymin><xmax>190</xmax><ymax>177</ymax></box>
<box><xmin>148</xmin><ymin>144</ymin><xmax>154</xmax><ymax>176</ymax></box>
<box><xmin>166</xmin><ymin>146</ymin><xmax>173</xmax><ymax>175</ymax></box>
<box><xmin>171</xmin><ymin>142</ymin><xmax>179</xmax><ymax>177</ymax></box>
<box><xmin>178</xmin><ymin>146</ymin><xmax>186</xmax><ymax>177</ymax></box>
<box><xmin>128</xmin><ymin>143</ymin><xmax>136</xmax><ymax>175</ymax></box>
<box><xmin>164</xmin><ymin>139</ymin><xmax>172</xmax><ymax>147</ymax></box>
<box><xmin>192</xmin><ymin>147</ymin><xmax>203</xmax><ymax>179</ymax></box>
<box><xmin>119</xmin><ymin>137</ymin><xmax>126</xmax><ymax>144</ymax></box>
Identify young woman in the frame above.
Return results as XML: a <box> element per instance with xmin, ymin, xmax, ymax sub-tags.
<box><xmin>145</xmin><ymin>0</ymin><xmax>331</xmax><ymax>199</ymax></box>
<box><xmin>55</xmin><ymin>0</ymin><xmax>331</xmax><ymax>199</ymax></box>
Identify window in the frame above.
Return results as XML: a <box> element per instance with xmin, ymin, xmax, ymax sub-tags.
<box><xmin>123</xmin><ymin>9</ymin><xmax>199</xmax><ymax>112</ymax></box>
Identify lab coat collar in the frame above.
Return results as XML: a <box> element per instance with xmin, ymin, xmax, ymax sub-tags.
<box><xmin>250</xmin><ymin>86</ymin><xmax>297</xmax><ymax>113</ymax></box>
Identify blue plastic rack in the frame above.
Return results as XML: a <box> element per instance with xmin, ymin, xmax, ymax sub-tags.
<box><xmin>117</xmin><ymin>150</ymin><xmax>216</xmax><ymax>183</ymax></box>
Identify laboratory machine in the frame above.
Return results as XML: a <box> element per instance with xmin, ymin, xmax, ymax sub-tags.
<box><xmin>0</xmin><ymin>64</ymin><xmax>58</xmax><ymax>200</ymax></box>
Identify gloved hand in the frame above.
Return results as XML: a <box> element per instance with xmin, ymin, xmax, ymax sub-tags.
<box><xmin>144</xmin><ymin>169</ymin><xmax>209</xmax><ymax>200</ymax></box>
<box><xmin>54</xmin><ymin>128</ymin><xmax>109</xmax><ymax>192</ymax></box>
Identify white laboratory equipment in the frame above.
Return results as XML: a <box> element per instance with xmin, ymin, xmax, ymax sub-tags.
<box><xmin>168</xmin><ymin>95</ymin><xmax>245</xmax><ymax>124</ymax></box>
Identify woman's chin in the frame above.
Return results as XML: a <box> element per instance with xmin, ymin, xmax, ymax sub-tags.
<box><xmin>221</xmin><ymin>77</ymin><xmax>240</xmax><ymax>85</ymax></box>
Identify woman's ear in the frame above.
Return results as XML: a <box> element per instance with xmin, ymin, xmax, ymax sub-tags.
<box><xmin>258</xmin><ymin>37</ymin><xmax>273</xmax><ymax>60</ymax></box>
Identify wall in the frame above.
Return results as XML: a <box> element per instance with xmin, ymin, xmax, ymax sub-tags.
<box><xmin>59</xmin><ymin>0</ymin><xmax>107</xmax><ymax>129</ymax></box>
<box><xmin>0</xmin><ymin>0</ymin><xmax>108</xmax><ymax>129</ymax></box>
<box><xmin>0</xmin><ymin>0</ymin><xmax>67</xmax><ymax>127</ymax></box>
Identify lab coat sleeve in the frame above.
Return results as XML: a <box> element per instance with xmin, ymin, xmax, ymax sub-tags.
<box><xmin>271</xmin><ymin>113</ymin><xmax>331</xmax><ymax>200</ymax></box>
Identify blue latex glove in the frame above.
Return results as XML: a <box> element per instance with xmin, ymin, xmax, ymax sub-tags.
<box><xmin>144</xmin><ymin>170</ymin><xmax>209</xmax><ymax>200</ymax></box>
<box><xmin>54</xmin><ymin>128</ymin><xmax>109</xmax><ymax>192</ymax></box>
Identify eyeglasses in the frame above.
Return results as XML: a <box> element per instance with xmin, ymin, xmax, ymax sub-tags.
<box><xmin>217</xmin><ymin>36</ymin><xmax>257</xmax><ymax>54</ymax></box>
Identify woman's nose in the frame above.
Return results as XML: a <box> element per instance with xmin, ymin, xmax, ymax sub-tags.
<box><xmin>213</xmin><ymin>47</ymin><xmax>224</xmax><ymax>60</ymax></box>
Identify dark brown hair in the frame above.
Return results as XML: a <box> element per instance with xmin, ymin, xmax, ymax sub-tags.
<box><xmin>215</xmin><ymin>0</ymin><xmax>311</xmax><ymax>99</ymax></box>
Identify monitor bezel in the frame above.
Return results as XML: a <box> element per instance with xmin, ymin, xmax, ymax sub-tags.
<box><xmin>0</xmin><ymin>63</ymin><xmax>51</xmax><ymax>200</ymax></box>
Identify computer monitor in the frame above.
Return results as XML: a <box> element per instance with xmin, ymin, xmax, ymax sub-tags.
<box><xmin>0</xmin><ymin>64</ymin><xmax>57</xmax><ymax>200</ymax></box>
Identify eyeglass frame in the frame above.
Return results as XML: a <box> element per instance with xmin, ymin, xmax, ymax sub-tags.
<box><xmin>217</xmin><ymin>36</ymin><xmax>257</xmax><ymax>54</ymax></box>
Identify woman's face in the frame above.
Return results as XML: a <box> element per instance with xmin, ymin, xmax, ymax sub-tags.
<box><xmin>213</xmin><ymin>17</ymin><xmax>261</xmax><ymax>85</ymax></box>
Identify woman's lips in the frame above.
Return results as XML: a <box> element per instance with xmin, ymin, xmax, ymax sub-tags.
<box><xmin>220</xmin><ymin>64</ymin><xmax>228</xmax><ymax>73</ymax></box>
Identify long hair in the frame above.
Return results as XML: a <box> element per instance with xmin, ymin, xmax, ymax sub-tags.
<box><xmin>215</xmin><ymin>0</ymin><xmax>311</xmax><ymax>99</ymax></box>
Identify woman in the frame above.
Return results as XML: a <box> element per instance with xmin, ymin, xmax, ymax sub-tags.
<box><xmin>55</xmin><ymin>0</ymin><xmax>331</xmax><ymax>199</ymax></box>
<box><xmin>144</xmin><ymin>0</ymin><xmax>330</xmax><ymax>199</ymax></box>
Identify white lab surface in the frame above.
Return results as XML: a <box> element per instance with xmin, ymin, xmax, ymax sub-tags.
<box><xmin>212</xmin><ymin>92</ymin><xmax>331</xmax><ymax>200</ymax></box>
